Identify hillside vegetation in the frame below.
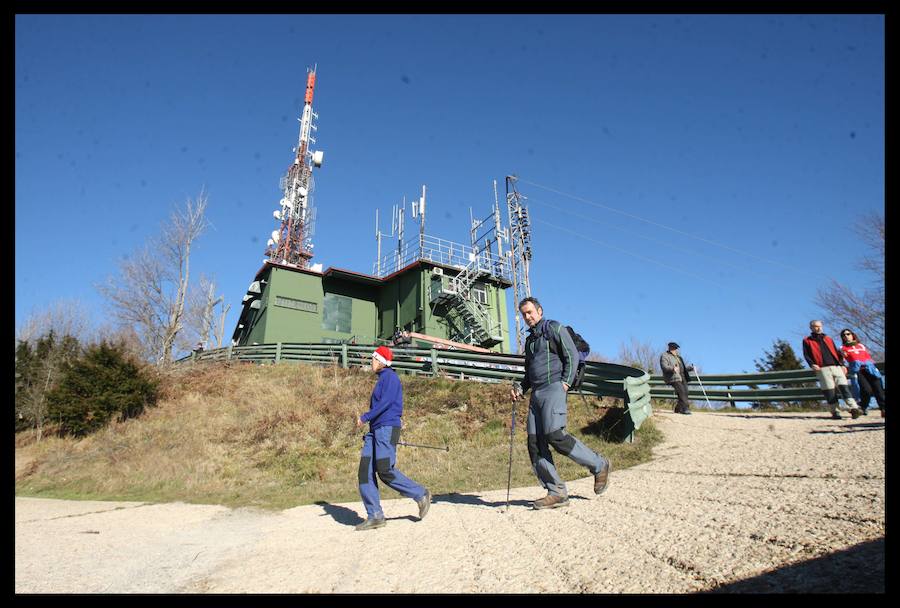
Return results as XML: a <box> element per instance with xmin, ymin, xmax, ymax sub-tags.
<box><xmin>15</xmin><ymin>362</ymin><xmax>662</xmax><ymax>510</ymax></box>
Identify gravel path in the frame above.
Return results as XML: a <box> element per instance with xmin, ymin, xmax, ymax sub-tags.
<box><xmin>15</xmin><ymin>411</ymin><xmax>885</xmax><ymax>593</ymax></box>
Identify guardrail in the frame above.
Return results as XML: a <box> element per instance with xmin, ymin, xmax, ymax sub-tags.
<box><xmin>648</xmin><ymin>362</ymin><xmax>885</xmax><ymax>404</ymax></box>
<box><xmin>179</xmin><ymin>343</ymin><xmax>884</xmax><ymax>433</ymax></box>
<box><xmin>178</xmin><ymin>342</ymin><xmax>653</xmax><ymax>440</ymax></box>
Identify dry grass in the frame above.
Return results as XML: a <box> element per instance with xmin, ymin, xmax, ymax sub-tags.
<box><xmin>15</xmin><ymin>362</ymin><xmax>662</xmax><ymax>510</ymax></box>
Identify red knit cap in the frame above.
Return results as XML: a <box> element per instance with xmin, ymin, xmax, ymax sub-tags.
<box><xmin>373</xmin><ymin>345</ymin><xmax>393</xmax><ymax>366</ymax></box>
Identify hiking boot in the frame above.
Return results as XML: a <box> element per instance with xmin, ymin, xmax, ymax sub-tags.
<box><xmin>679</xmin><ymin>410</ymin><xmax>692</xmax><ymax>415</ymax></box>
<box><xmin>532</xmin><ymin>494</ymin><xmax>569</xmax><ymax>510</ymax></box>
<box><xmin>830</xmin><ymin>412</ymin><xmax>842</xmax><ymax>420</ymax></box>
<box><xmin>594</xmin><ymin>459</ymin><xmax>611</xmax><ymax>495</ymax></box>
<box><xmin>416</xmin><ymin>490</ymin><xmax>431</xmax><ymax>521</ymax></box>
<box><xmin>860</xmin><ymin>408</ymin><xmax>869</xmax><ymax>416</ymax></box>
<box><xmin>354</xmin><ymin>517</ymin><xmax>386</xmax><ymax>531</ymax></box>
<box><xmin>850</xmin><ymin>408</ymin><xmax>862</xmax><ymax>420</ymax></box>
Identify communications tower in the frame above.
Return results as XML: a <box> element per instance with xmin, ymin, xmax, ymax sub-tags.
<box><xmin>265</xmin><ymin>66</ymin><xmax>325</xmax><ymax>268</ymax></box>
<box><xmin>506</xmin><ymin>175</ymin><xmax>532</xmax><ymax>353</ymax></box>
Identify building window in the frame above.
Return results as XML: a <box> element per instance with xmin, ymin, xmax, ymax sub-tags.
<box><xmin>274</xmin><ymin>295</ymin><xmax>318</xmax><ymax>313</ymax></box>
<box><xmin>322</xmin><ymin>293</ymin><xmax>352</xmax><ymax>333</ymax></box>
<box><xmin>472</xmin><ymin>284</ymin><xmax>488</xmax><ymax>305</ymax></box>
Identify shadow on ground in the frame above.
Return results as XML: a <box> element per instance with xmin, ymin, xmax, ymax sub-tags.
<box><xmin>716</xmin><ymin>413</ymin><xmax>831</xmax><ymax>420</ymax></box>
<box><xmin>809</xmin><ymin>423</ymin><xmax>885</xmax><ymax>435</ymax></box>
<box><xmin>315</xmin><ymin>501</ymin><xmax>422</xmax><ymax>526</ymax></box>
<box><xmin>316</xmin><ymin>501</ymin><xmax>364</xmax><ymax>526</ymax></box>
<box><xmin>702</xmin><ymin>538</ymin><xmax>884</xmax><ymax>593</ymax></box>
<box><xmin>580</xmin><ymin>406</ymin><xmax>634</xmax><ymax>443</ymax></box>
<box><xmin>433</xmin><ymin>492</ymin><xmax>534</xmax><ymax>509</ymax></box>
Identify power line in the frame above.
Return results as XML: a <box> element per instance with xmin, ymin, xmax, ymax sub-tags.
<box><xmin>533</xmin><ymin>218</ymin><xmax>727</xmax><ymax>289</ymax></box>
<box><xmin>527</xmin><ymin>195</ymin><xmax>799</xmax><ymax>288</ymax></box>
<box><xmin>519</xmin><ymin>177</ymin><xmax>810</xmax><ymax>275</ymax></box>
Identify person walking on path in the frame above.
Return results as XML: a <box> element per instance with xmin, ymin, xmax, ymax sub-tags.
<box><xmin>509</xmin><ymin>297</ymin><xmax>610</xmax><ymax>510</ymax></box>
<box><xmin>660</xmin><ymin>342</ymin><xmax>695</xmax><ymax>415</ymax></box>
<box><xmin>839</xmin><ymin>328</ymin><xmax>885</xmax><ymax>417</ymax></box>
<box><xmin>802</xmin><ymin>320</ymin><xmax>861</xmax><ymax>420</ymax></box>
<box><xmin>354</xmin><ymin>346</ymin><xmax>431</xmax><ymax>530</ymax></box>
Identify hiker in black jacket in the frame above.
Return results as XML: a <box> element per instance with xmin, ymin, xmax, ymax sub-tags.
<box><xmin>510</xmin><ymin>297</ymin><xmax>610</xmax><ymax>510</ymax></box>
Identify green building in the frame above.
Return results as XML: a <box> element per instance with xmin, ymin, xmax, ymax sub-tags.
<box><xmin>232</xmin><ymin>255</ymin><xmax>513</xmax><ymax>353</ymax></box>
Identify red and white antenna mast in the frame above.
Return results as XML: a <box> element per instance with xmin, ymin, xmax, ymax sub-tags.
<box><xmin>265</xmin><ymin>65</ymin><xmax>324</xmax><ymax>268</ymax></box>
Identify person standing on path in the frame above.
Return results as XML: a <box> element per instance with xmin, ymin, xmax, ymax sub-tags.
<box><xmin>802</xmin><ymin>320</ymin><xmax>861</xmax><ymax>420</ymax></box>
<box><xmin>510</xmin><ymin>297</ymin><xmax>610</xmax><ymax>510</ymax></box>
<box><xmin>839</xmin><ymin>328</ymin><xmax>885</xmax><ymax>417</ymax></box>
<box><xmin>354</xmin><ymin>346</ymin><xmax>431</xmax><ymax>531</ymax></box>
<box><xmin>660</xmin><ymin>342</ymin><xmax>695</xmax><ymax>415</ymax></box>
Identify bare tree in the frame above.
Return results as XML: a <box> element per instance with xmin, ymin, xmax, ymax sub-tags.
<box><xmin>15</xmin><ymin>298</ymin><xmax>92</xmax><ymax>346</ymax></box>
<box><xmin>815</xmin><ymin>211</ymin><xmax>884</xmax><ymax>357</ymax></box>
<box><xmin>617</xmin><ymin>336</ymin><xmax>662</xmax><ymax>374</ymax></box>
<box><xmin>214</xmin><ymin>300</ymin><xmax>231</xmax><ymax>348</ymax></box>
<box><xmin>178</xmin><ymin>274</ymin><xmax>228</xmax><ymax>352</ymax></box>
<box><xmin>98</xmin><ymin>190</ymin><xmax>210</xmax><ymax>365</ymax></box>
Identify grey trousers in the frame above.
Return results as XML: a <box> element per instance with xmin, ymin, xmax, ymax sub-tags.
<box><xmin>526</xmin><ymin>381</ymin><xmax>606</xmax><ymax>497</ymax></box>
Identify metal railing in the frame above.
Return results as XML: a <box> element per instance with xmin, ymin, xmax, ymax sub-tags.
<box><xmin>373</xmin><ymin>234</ymin><xmax>513</xmax><ymax>282</ymax></box>
<box><xmin>178</xmin><ymin>342</ymin><xmax>653</xmax><ymax>438</ymax></box>
<box><xmin>648</xmin><ymin>363</ymin><xmax>886</xmax><ymax>404</ymax></box>
<box><xmin>178</xmin><ymin>342</ymin><xmax>884</xmax><ymax>433</ymax></box>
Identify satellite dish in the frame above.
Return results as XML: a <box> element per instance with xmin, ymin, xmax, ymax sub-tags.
<box><xmin>298</xmin><ymin>186</ymin><xmax>308</xmax><ymax>198</ymax></box>
<box><xmin>266</xmin><ymin>238</ymin><xmax>275</xmax><ymax>247</ymax></box>
<box><xmin>273</xmin><ymin>210</ymin><xmax>282</xmax><ymax>220</ymax></box>
<box><xmin>271</xmin><ymin>230</ymin><xmax>280</xmax><ymax>243</ymax></box>
<box><xmin>312</xmin><ymin>150</ymin><xmax>324</xmax><ymax>167</ymax></box>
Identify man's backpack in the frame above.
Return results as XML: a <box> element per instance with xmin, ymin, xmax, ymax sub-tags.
<box><xmin>543</xmin><ymin>322</ymin><xmax>591</xmax><ymax>391</ymax></box>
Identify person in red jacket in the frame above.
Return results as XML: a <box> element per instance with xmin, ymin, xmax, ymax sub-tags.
<box><xmin>802</xmin><ymin>320</ymin><xmax>861</xmax><ymax>420</ymax></box>
<box><xmin>839</xmin><ymin>329</ymin><xmax>885</xmax><ymax>417</ymax></box>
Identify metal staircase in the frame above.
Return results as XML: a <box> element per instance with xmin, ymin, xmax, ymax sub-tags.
<box><xmin>445</xmin><ymin>256</ymin><xmax>502</xmax><ymax>347</ymax></box>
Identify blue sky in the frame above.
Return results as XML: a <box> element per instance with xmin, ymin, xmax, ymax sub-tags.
<box><xmin>15</xmin><ymin>14</ymin><xmax>884</xmax><ymax>374</ymax></box>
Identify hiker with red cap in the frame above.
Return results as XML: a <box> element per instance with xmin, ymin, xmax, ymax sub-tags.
<box><xmin>353</xmin><ymin>345</ymin><xmax>432</xmax><ymax>531</ymax></box>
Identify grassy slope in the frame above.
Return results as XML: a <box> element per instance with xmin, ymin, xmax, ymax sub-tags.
<box><xmin>15</xmin><ymin>362</ymin><xmax>662</xmax><ymax>510</ymax></box>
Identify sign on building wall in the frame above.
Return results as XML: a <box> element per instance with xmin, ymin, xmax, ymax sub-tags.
<box><xmin>274</xmin><ymin>296</ymin><xmax>318</xmax><ymax>313</ymax></box>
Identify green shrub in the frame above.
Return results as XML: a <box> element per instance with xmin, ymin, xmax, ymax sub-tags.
<box><xmin>15</xmin><ymin>331</ymin><xmax>81</xmax><ymax>435</ymax></box>
<box><xmin>47</xmin><ymin>341</ymin><xmax>159</xmax><ymax>436</ymax></box>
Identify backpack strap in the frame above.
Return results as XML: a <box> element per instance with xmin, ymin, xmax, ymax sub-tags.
<box><xmin>542</xmin><ymin>320</ymin><xmax>560</xmax><ymax>357</ymax></box>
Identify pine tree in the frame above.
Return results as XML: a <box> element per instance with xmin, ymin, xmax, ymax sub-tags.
<box><xmin>754</xmin><ymin>339</ymin><xmax>805</xmax><ymax>373</ymax></box>
<box><xmin>15</xmin><ymin>331</ymin><xmax>82</xmax><ymax>438</ymax></box>
<box><xmin>753</xmin><ymin>339</ymin><xmax>808</xmax><ymax>409</ymax></box>
<box><xmin>47</xmin><ymin>340</ymin><xmax>159</xmax><ymax>436</ymax></box>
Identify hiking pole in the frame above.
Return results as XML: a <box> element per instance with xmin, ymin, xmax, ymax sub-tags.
<box><xmin>506</xmin><ymin>383</ymin><xmax>519</xmax><ymax>513</ymax></box>
<box><xmin>692</xmin><ymin>365</ymin><xmax>713</xmax><ymax>410</ymax></box>
<box><xmin>397</xmin><ymin>441</ymin><xmax>449</xmax><ymax>452</ymax></box>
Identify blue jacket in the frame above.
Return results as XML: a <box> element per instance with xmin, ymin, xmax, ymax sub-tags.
<box><xmin>360</xmin><ymin>367</ymin><xmax>403</xmax><ymax>430</ymax></box>
<box><xmin>520</xmin><ymin>318</ymin><xmax>579</xmax><ymax>393</ymax></box>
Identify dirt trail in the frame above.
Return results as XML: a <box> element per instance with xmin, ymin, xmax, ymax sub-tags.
<box><xmin>15</xmin><ymin>411</ymin><xmax>885</xmax><ymax>593</ymax></box>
